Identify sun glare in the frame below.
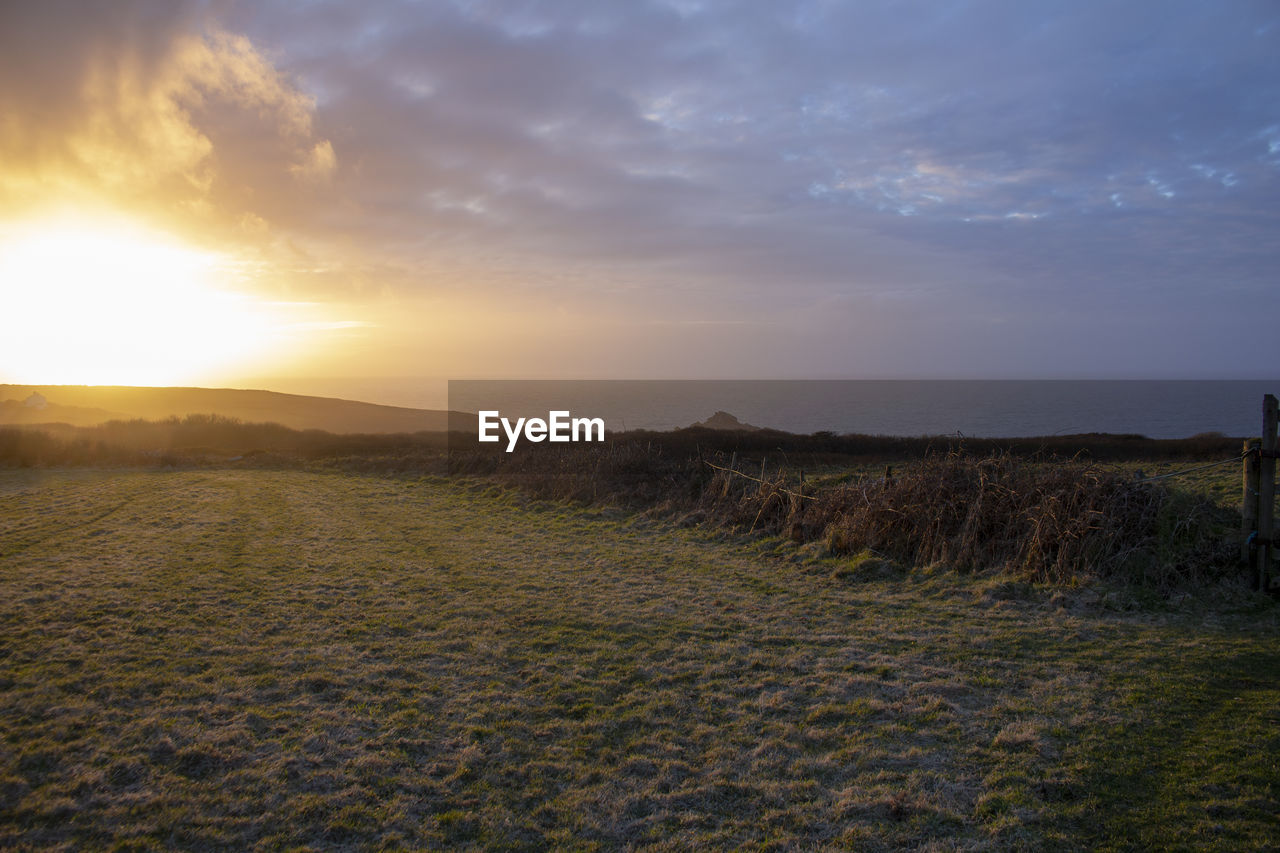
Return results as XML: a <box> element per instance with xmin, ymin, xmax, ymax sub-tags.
<box><xmin>1</xmin><ymin>216</ymin><xmax>305</xmax><ymax>386</ymax></box>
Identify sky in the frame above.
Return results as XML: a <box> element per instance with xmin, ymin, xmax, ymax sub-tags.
<box><xmin>1</xmin><ymin>0</ymin><xmax>1278</xmax><ymax>403</ymax></box>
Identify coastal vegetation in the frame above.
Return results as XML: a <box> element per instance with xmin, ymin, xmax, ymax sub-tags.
<box><xmin>0</xmin><ymin>414</ymin><xmax>1257</xmax><ymax>590</ymax></box>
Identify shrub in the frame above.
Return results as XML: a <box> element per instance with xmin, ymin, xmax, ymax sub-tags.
<box><xmin>694</xmin><ymin>452</ymin><xmax>1236</xmax><ymax>589</ymax></box>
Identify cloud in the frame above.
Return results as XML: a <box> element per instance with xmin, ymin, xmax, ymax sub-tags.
<box><xmin>233</xmin><ymin>0</ymin><xmax>1280</xmax><ymax>377</ymax></box>
<box><xmin>4</xmin><ymin>0</ymin><xmax>1280</xmax><ymax>377</ymax></box>
<box><xmin>0</xmin><ymin>1</ymin><xmax>333</xmax><ymax>236</ymax></box>
<box><xmin>291</xmin><ymin>140</ymin><xmax>336</xmax><ymax>182</ymax></box>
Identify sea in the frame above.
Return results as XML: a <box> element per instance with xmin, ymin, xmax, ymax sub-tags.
<box><xmin>446</xmin><ymin>380</ymin><xmax>1280</xmax><ymax>440</ymax></box>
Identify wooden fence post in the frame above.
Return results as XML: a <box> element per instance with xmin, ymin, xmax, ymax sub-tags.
<box><xmin>1258</xmin><ymin>394</ymin><xmax>1278</xmax><ymax>591</ymax></box>
<box><xmin>1242</xmin><ymin>438</ymin><xmax>1260</xmax><ymax>565</ymax></box>
<box><xmin>798</xmin><ymin>469</ymin><xmax>806</xmax><ymax>522</ymax></box>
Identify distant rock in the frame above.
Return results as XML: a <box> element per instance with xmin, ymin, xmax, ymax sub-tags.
<box><xmin>691</xmin><ymin>411</ymin><xmax>764</xmax><ymax>431</ymax></box>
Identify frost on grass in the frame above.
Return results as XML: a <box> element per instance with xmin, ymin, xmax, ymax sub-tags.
<box><xmin>0</xmin><ymin>470</ymin><xmax>1275</xmax><ymax>850</ymax></box>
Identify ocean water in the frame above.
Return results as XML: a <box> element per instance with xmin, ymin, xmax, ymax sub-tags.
<box><xmin>448</xmin><ymin>380</ymin><xmax>1280</xmax><ymax>439</ymax></box>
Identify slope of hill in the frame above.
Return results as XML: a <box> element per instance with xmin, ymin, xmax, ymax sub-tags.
<box><xmin>0</xmin><ymin>385</ymin><xmax>473</xmax><ymax>434</ymax></box>
<box><xmin>0</xmin><ymin>398</ymin><xmax>128</xmax><ymax>427</ymax></box>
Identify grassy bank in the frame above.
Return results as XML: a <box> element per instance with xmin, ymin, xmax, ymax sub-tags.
<box><xmin>1</xmin><ymin>469</ymin><xmax>1276</xmax><ymax>849</ymax></box>
<box><xmin>0</xmin><ymin>414</ymin><xmax>1247</xmax><ymax>471</ymax></box>
<box><xmin>475</xmin><ymin>442</ymin><xmax>1247</xmax><ymax>591</ymax></box>
<box><xmin>1</xmin><ymin>416</ymin><xmax>1261</xmax><ymax>590</ymax></box>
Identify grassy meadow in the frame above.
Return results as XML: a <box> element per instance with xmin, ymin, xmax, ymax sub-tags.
<box><xmin>0</xmin><ymin>468</ymin><xmax>1277</xmax><ymax>850</ymax></box>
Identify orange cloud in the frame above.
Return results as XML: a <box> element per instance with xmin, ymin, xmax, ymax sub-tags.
<box><xmin>0</xmin><ymin>11</ymin><xmax>333</xmax><ymax>238</ymax></box>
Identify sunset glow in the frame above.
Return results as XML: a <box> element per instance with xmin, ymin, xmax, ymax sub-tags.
<box><xmin>1</xmin><ymin>2</ymin><xmax>1277</xmax><ymax>392</ymax></box>
<box><xmin>0</xmin><ymin>216</ymin><xmax>306</xmax><ymax>385</ymax></box>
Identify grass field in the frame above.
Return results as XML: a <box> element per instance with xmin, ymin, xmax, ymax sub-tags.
<box><xmin>1</xmin><ymin>469</ymin><xmax>1277</xmax><ymax>850</ymax></box>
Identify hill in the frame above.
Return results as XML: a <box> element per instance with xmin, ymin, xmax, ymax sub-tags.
<box><xmin>0</xmin><ymin>397</ymin><xmax>127</xmax><ymax>427</ymax></box>
<box><xmin>0</xmin><ymin>385</ymin><xmax>473</xmax><ymax>434</ymax></box>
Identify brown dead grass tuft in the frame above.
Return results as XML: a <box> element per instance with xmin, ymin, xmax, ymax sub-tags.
<box><xmin>695</xmin><ymin>452</ymin><xmax>1236</xmax><ymax>589</ymax></box>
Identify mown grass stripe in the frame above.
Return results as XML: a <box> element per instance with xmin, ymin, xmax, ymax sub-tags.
<box><xmin>0</xmin><ymin>469</ymin><xmax>1275</xmax><ymax>850</ymax></box>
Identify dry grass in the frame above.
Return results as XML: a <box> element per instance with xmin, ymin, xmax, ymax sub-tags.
<box><xmin>0</xmin><ymin>469</ymin><xmax>1276</xmax><ymax>850</ymax></box>
<box><xmin>449</xmin><ymin>436</ymin><xmax>1246</xmax><ymax>591</ymax></box>
<box><xmin>2</xmin><ymin>417</ymin><xmax>1252</xmax><ymax>591</ymax></box>
<box><xmin>695</xmin><ymin>453</ymin><xmax>1238</xmax><ymax>590</ymax></box>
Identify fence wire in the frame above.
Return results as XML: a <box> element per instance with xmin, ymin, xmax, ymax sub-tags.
<box><xmin>702</xmin><ymin>459</ymin><xmax>818</xmax><ymax>500</ymax></box>
<box><xmin>1132</xmin><ymin>451</ymin><xmax>1252</xmax><ymax>483</ymax></box>
<box><xmin>708</xmin><ymin>450</ymin><xmax>1252</xmax><ymax>492</ymax></box>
